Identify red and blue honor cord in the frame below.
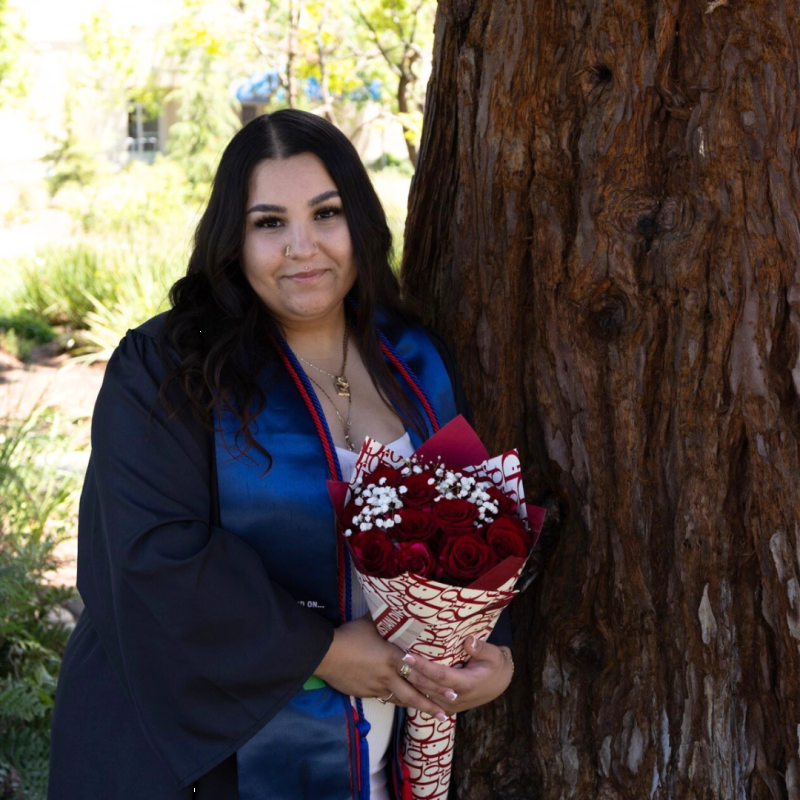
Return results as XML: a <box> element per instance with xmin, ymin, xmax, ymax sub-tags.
<box><xmin>267</xmin><ymin>317</ymin><xmax>440</xmax><ymax>799</ymax></box>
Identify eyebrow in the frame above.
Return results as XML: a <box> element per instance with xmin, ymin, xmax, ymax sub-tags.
<box><xmin>246</xmin><ymin>190</ymin><xmax>340</xmax><ymax>215</ymax></box>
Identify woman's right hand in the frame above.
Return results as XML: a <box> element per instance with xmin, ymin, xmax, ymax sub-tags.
<box><xmin>313</xmin><ymin>615</ymin><xmax>452</xmax><ymax>721</ymax></box>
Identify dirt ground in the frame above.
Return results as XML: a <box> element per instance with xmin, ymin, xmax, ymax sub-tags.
<box><xmin>0</xmin><ymin>346</ymin><xmax>106</xmax><ymax>589</ymax></box>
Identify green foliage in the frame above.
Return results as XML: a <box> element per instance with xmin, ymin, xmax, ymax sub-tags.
<box><xmin>0</xmin><ymin>313</ymin><xmax>54</xmax><ymax>345</ymax></box>
<box><xmin>58</xmin><ymin>157</ymin><xmax>194</xmax><ymax>236</ymax></box>
<box><xmin>161</xmin><ymin>0</ymin><xmax>243</xmax><ymax>196</ymax></box>
<box><xmin>165</xmin><ymin>61</ymin><xmax>240</xmax><ymax>195</ymax></box>
<box><xmin>80</xmin><ymin>8</ymin><xmax>137</xmax><ymax>97</ymax></box>
<box><xmin>368</xmin><ymin>166</ymin><xmax>411</xmax><ymax>270</ymax></box>
<box><xmin>14</xmin><ymin>243</ymin><xmax>118</xmax><ymax>329</ymax></box>
<box><xmin>0</xmin><ymin>0</ymin><xmax>26</xmax><ymax>107</ymax></box>
<box><xmin>9</xmin><ymin>236</ymin><xmax>184</xmax><ymax>341</ymax></box>
<box><xmin>75</xmin><ymin>246</ymin><xmax>183</xmax><ymax>362</ymax></box>
<box><xmin>352</xmin><ymin>0</ymin><xmax>433</xmax><ymax>147</ymax></box>
<box><xmin>0</xmin><ymin>312</ymin><xmax>55</xmax><ymax>362</ymax></box>
<box><xmin>0</xmin><ymin>406</ymin><xmax>80</xmax><ymax>799</ymax></box>
<box><xmin>42</xmin><ymin>8</ymin><xmax>142</xmax><ymax>197</ymax></box>
<box><xmin>234</xmin><ymin>0</ymin><xmax>434</xmax><ymax>129</ymax></box>
<box><xmin>41</xmin><ymin>95</ymin><xmax>99</xmax><ymax>196</ymax></box>
<box><xmin>368</xmin><ymin>152</ymin><xmax>414</xmax><ymax>175</ymax></box>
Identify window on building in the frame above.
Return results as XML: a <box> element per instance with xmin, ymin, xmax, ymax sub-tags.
<box><xmin>127</xmin><ymin>103</ymin><xmax>161</xmax><ymax>162</ymax></box>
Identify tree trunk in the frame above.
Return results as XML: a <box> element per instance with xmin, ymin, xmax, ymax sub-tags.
<box><xmin>402</xmin><ymin>0</ymin><xmax>800</xmax><ymax>797</ymax></box>
<box><xmin>287</xmin><ymin>0</ymin><xmax>301</xmax><ymax>108</ymax></box>
<box><xmin>315</xmin><ymin>0</ymin><xmax>338</xmax><ymax>126</ymax></box>
<box><xmin>398</xmin><ymin>68</ymin><xmax>419</xmax><ymax>166</ymax></box>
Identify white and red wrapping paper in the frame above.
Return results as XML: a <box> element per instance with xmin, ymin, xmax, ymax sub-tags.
<box><xmin>328</xmin><ymin>415</ymin><xmax>545</xmax><ymax>800</ymax></box>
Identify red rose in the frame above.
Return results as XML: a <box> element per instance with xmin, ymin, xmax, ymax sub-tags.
<box><xmin>364</xmin><ymin>465</ymin><xmax>402</xmax><ymax>488</ymax></box>
<box><xmin>349</xmin><ymin>530</ymin><xmax>394</xmax><ymax>576</ymax></box>
<box><xmin>399</xmin><ymin>472</ymin><xmax>437</xmax><ymax>508</ymax></box>
<box><xmin>489</xmin><ymin>514</ymin><xmax>532</xmax><ymax>546</ymax></box>
<box><xmin>485</xmin><ymin>519</ymin><xmax>528</xmax><ymax>559</ymax></box>
<box><xmin>393</xmin><ymin>508</ymin><xmax>440</xmax><ymax>543</ymax></box>
<box><xmin>485</xmin><ymin>485</ymin><xmax>517</xmax><ymax>515</ymax></box>
<box><xmin>389</xmin><ymin>542</ymin><xmax>435</xmax><ymax>578</ymax></box>
<box><xmin>433</xmin><ymin>498</ymin><xmax>479</xmax><ymax>536</ymax></box>
<box><xmin>438</xmin><ymin>534</ymin><xmax>494</xmax><ymax>584</ymax></box>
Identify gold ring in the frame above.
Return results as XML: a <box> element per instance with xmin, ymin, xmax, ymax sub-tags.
<box><xmin>399</xmin><ymin>663</ymin><xmax>412</xmax><ymax>679</ymax></box>
<box><xmin>377</xmin><ymin>692</ymin><xmax>394</xmax><ymax>704</ymax></box>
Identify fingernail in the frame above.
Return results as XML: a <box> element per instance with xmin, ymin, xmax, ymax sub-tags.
<box><xmin>445</xmin><ymin>691</ymin><xmax>458</xmax><ymax>701</ymax></box>
<box><xmin>469</xmin><ymin>636</ymin><xmax>477</xmax><ymax>648</ymax></box>
<box><xmin>435</xmin><ymin>712</ymin><xmax>447</xmax><ymax>722</ymax></box>
<box><xmin>402</xmin><ymin>654</ymin><xmax>416</xmax><ymax>665</ymax></box>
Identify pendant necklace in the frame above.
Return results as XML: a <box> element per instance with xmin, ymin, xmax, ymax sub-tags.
<box><xmin>295</xmin><ymin>320</ymin><xmax>356</xmax><ymax>451</ymax></box>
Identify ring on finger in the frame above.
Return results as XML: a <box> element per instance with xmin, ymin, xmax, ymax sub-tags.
<box><xmin>398</xmin><ymin>663</ymin><xmax>412</xmax><ymax>679</ymax></box>
<box><xmin>377</xmin><ymin>692</ymin><xmax>394</xmax><ymax>704</ymax></box>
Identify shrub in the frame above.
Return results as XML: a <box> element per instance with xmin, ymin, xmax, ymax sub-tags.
<box><xmin>57</xmin><ymin>157</ymin><xmax>195</xmax><ymax>237</ymax></box>
<box><xmin>0</xmin><ymin>312</ymin><xmax>55</xmax><ymax>345</ymax></box>
<box><xmin>14</xmin><ymin>243</ymin><xmax>118</xmax><ymax>329</ymax></box>
<box><xmin>75</xmin><ymin>244</ymin><xmax>183</xmax><ymax>361</ymax></box>
<box><xmin>11</xmin><ymin>234</ymin><xmax>185</xmax><ymax>341</ymax></box>
<box><xmin>0</xmin><ymin>405</ymin><xmax>80</xmax><ymax>799</ymax></box>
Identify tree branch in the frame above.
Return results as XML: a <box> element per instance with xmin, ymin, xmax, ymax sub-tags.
<box><xmin>353</xmin><ymin>1</ymin><xmax>404</xmax><ymax>78</ymax></box>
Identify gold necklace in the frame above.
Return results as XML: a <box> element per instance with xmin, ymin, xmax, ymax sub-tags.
<box><xmin>305</xmin><ymin>373</ymin><xmax>355</xmax><ymax>452</ymax></box>
<box><xmin>292</xmin><ymin>320</ymin><xmax>356</xmax><ymax>451</ymax></box>
<box><xmin>295</xmin><ymin>321</ymin><xmax>350</xmax><ymax>397</ymax></box>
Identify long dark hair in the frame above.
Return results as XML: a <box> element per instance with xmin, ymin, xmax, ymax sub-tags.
<box><xmin>157</xmin><ymin>110</ymin><xmax>427</xmax><ymax>469</ymax></box>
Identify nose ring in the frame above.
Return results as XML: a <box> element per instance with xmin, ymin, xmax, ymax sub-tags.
<box><xmin>285</xmin><ymin>245</ymin><xmax>291</xmax><ymax>257</ymax></box>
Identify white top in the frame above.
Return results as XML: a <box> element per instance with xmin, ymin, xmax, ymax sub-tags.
<box><xmin>335</xmin><ymin>430</ymin><xmax>413</xmax><ymax>800</ymax></box>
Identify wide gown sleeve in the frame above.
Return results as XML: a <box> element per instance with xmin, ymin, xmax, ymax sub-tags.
<box><xmin>78</xmin><ymin>328</ymin><xmax>335</xmax><ymax>789</ymax></box>
<box><xmin>422</xmin><ymin>325</ymin><xmax>515</xmax><ymax>651</ymax></box>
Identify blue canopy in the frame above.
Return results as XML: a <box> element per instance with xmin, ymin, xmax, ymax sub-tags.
<box><xmin>236</xmin><ymin>71</ymin><xmax>383</xmax><ymax>105</ymax></box>
<box><xmin>236</xmin><ymin>70</ymin><xmax>282</xmax><ymax>103</ymax></box>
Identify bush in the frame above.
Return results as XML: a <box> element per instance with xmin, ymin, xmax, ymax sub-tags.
<box><xmin>57</xmin><ymin>157</ymin><xmax>195</xmax><ymax>237</ymax></box>
<box><xmin>0</xmin><ymin>405</ymin><xmax>80</xmax><ymax>799</ymax></box>
<box><xmin>75</xmin><ymin>243</ymin><xmax>183</xmax><ymax>361</ymax></box>
<box><xmin>10</xmin><ymin>236</ymin><xmax>185</xmax><ymax>344</ymax></box>
<box><xmin>0</xmin><ymin>313</ymin><xmax>55</xmax><ymax>345</ymax></box>
<box><xmin>14</xmin><ymin>243</ymin><xmax>118</xmax><ymax>329</ymax></box>
<box><xmin>0</xmin><ymin>312</ymin><xmax>56</xmax><ymax>361</ymax></box>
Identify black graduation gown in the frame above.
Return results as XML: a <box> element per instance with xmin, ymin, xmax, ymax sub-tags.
<box><xmin>46</xmin><ymin>313</ymin><xmax>511</xmax><ymax>800</ymax></box>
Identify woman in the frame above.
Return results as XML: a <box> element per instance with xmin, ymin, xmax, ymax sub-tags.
<box><xmin>48</xmin><ymin>110</ymin><xmax>514</xmax><ymax>800</ymax></box>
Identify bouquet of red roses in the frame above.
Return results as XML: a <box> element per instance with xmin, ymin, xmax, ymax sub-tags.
<box><xmin>328</xmin><ymin>415</ymin><xmax>544</xmax><ymax>800</ymax></box>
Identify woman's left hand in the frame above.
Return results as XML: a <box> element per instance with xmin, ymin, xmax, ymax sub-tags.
<box><xmin>400</xmin><ymin>636</ymin><xmax>513</xmax><ymax>715</ymax></box>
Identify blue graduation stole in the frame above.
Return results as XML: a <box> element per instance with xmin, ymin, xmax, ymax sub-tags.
<box><xmin>214</xmin><ymin>307</ymin><xmax>459</xmax><ymax>800</ymax></box>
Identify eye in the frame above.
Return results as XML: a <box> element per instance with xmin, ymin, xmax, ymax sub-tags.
<box><xmin>315</xmin><ymin>205</ymin><xmax>343</xmax><ymax>220</ymax></box>
<box><xmin>254</xmin><ymin>216</ymin><xmax>283</xmax><ymax>229</ymax></box>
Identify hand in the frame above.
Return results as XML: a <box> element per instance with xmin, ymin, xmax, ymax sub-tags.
<box><xmin>314</xmin><ymin>614</ymin><xmax>452</xmax><ymax>722</ymax></box>
<box><xmin>399</xmin><ymin>636</ymin><xmax>513</xmax><ymax>716</ymax></box>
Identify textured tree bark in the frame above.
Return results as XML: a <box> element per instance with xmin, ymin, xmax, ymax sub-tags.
<box><xmin>402</xmin><ymin>0</ymin><xmax>800</xmax><ymax>797</ymax></box>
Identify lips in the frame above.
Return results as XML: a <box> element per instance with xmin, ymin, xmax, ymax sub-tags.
<box><xmin>286</xmin><ymin>269</ymin><xmax>326</xmax><ymax>280</ymax></box>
